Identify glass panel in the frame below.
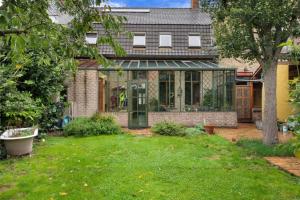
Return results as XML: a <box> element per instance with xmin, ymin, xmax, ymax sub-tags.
<box><xmin>131</xmin><ymin>83</ymin><xmax>138</xmax><ymax>98</ymax></box>
<box><xmin>157</xmin><ymin>61</ymin><xmax>167</xmax><ymax>68</ymax></box>
<box><xmin>185</xmin><ymin>82</ymin><xmax>191</xmax><ymax>106</ymax></box>
<box><xmin>128</xmin><ymin>79</ymin><xmax>148</xmax><ymax>128</ymax></box>
<box><xmin>148</xmin><ymin>61</ymin><xmax>157</xmax><ymax>68</ymax></box>
<box><xmin>159</xmin><ymin>71</ymin><xmax>175</xmax><ymax>111</ymax></box>
<box><xmin>121</xmin><ymin>61</ymin><xmax>130</xmax><ymax>68</ymax></box>
<box><xmin>132</xmin><ymin>71</ymin><xmax>147</xmax><ymax>80</ymax></box>
<box><xmin>192</xmin><ymin>71</ymin><xmax>201</xmax><ymax>81</ymax></box>
<box><xmin>140</xmin><ymin>60</ymin><xmax>148</xmax><ymax>68</ymax></box>
<box><xmin>130</xmin><ymin>61</ymin><xmax>139</xmax><ymax>69</ymax></box>
<box><xmin>106</xmin><ymin>71</ymin><xmax>128</xmax><ymax>112</ymax></box>
<box><xmin>185</xmin><ymin>71</ymin><xmax>191</xmax><ymax>81</ymax></box>
<box><xmin>184</xmin><ymin>71</ymin><xmax>200</xmax><ymax>111</ymax></box>
<box><xmin>192</xmin><ymin>82</ymin><xmax>200</xmax><ymax>105</ymax></box>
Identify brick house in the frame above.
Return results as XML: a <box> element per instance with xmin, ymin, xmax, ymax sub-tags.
<box><xmin>66</xmin><ymin>1</ymin><xmax>238</xmax><ymax>128</ymax></box>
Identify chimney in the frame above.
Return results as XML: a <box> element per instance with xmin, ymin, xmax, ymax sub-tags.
<box><xmin>191</xmin><ymin>0</ymin><xmax>199</xmax><ymax>9</ymax></box>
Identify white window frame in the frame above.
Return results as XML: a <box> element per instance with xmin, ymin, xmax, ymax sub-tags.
<box><xmin>188</xmin><ymin>34</ymin><xmax>201</xmax><ymax>48</ymax></box>
<box><xmin>133</xmin><ymin>33</ymin><xmax>146</xmax><ymax>47</ymax></box>
<box><xmin>85</xmin><ymin>32</ymin><xmax>98</xmax><ymax>44</ymax></box>
<box><xmin>159</xmin><ymin>33</ymin><xmax>172</xmax><ymax>47</ymax></box>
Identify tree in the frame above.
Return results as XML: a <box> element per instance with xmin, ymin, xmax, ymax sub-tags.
<box><xmin>0</xmin><ymin>0</ymin><xmax>126</xmax><ymax>130</ymax></box>
<box><xmin>207</xmin><ymin>0</ymin><xmax>300</xmax><ymax>145</ymax></box>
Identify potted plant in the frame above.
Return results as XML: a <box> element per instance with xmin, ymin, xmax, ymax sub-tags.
<box><xmin>203</xmin><ymin>119</ymin><xmax>215</xmax><ymax>135</ymax></box>
<box><xmin>0</xmin><ymin>92</ymin><xmax>43</xmax><ymax>156</ymax></box>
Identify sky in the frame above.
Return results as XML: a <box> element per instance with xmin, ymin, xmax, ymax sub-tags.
<box><xmin>0</xmin><ymin>0</ymin><xmax>190</xmax><ymax>8</ymax></box>
<box><xmin>106</xmin><ymin>0</ymin><xmax>191</xmax><ymax>8</ymax></box>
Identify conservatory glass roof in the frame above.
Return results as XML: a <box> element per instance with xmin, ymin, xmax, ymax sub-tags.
<box><xmin>99</xmin><ymin>60</ymin><xmax>232</xmax><ymax>71</ymax></box>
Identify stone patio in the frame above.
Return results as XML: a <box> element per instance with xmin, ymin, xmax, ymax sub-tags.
<box><xmin>265</xmin><ymin>157</ymin><xmax>300</xmax><ymax>177</ymax></box>
<box><xmin>216</xmin><ymin>123</ymin><xmax>294</xmax><ymax>143</ymax></box>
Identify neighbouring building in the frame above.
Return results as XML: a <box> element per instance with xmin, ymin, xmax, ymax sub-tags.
<box><xmin>66</xmin><ymin>5</ymin><xmax>238</xmax><ymax>128</ymax></box>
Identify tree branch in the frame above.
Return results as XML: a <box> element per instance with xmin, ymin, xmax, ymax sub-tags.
<box><xmin>0</xmin><ymin>30</ymin><xmax>27</xmax><ymax>36</ymax></box>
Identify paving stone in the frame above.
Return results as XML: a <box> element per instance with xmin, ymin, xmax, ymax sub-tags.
<box><xmin>216</xmin><ymin>123</ymin><xmax>293</xmax><ymax>143</ymax></box>
<box><xmin>265</xmin><ymin>157</ymin><xmax>300</xmax><ymax>177</ymax></box>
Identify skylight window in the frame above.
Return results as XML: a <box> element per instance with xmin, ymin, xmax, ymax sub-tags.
<box><xmin>159</xmin><ymin>34</ymin><xmax>172</xmax><ymax>47</ymax></box>
<box><xmin>188</xmin><ymin>34</ymin><xmax>201</xmax><ymax>48</ymax></box>
<box><xmin>133</xmin><ymin>33</ymin><xmax>146</xmax><ymax>47</ymax></box>
<box><xmin>85</xmin><ymin>33</ymin><xmax>98</xmax><ymax>44</ymax></box>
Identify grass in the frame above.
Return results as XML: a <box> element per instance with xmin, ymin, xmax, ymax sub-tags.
<box><xmin>0</xmin><ymin>135</ymin><xmax>300</xmax><ymax>200</ymax></box>
<box><xmin>237</xmin><ymin>139</ymin><xmax>296</xmax><ymax>157</ymax></box>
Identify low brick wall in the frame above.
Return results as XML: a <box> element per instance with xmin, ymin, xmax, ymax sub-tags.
<box><xmin>103</xmin><ymin>112</ymin><xmax>128</xmax><ymax>127</ymax></box>
<box><xmin>104</xmin><ymin>112</ymin><xmax>237</xmax><ymax>128</ymax></box>
<box><xmin>149</xmin><ymin>112</ymin><xmax>237</xmax><ymax>127</ymax></box>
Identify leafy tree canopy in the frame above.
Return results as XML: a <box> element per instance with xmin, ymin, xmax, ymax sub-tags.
<box><xmin>208</xmin><ymin>0</ymin><xmax>300</xmax><ymax>67</ymax></box>
<box><xmin>0</xmin><ymin>0</ymin><xmax>126</xmax><ymax>129</ymax></box>
<box><xmin>206</xmin><ymin>0</ymin><xmax>300</xmax><ymax>145</ymax></box>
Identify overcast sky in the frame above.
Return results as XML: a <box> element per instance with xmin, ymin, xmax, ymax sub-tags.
<box><xmin>107</xmin><ymin>0</ymin><xmax>190</xmax><ymax>8</ymax></box>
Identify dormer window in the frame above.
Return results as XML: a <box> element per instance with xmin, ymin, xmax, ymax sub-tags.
<box><xmin>159</xmin><ymin>33</ymin><xmax>172</xmax><ymax>47</ymax></box>
<box><xmin>188</xmin><ymin>34</ymin><xmax>201</xmax><ymax>48</ymax></box>
<box><xmin>133</xmin><ymin>33</ymin><xmax>146</xmax><ymax>47</ymax></box>
<box><xmin>85</xmin><ymin>33</ymin><xmax>98</xmax><ymax>44</ymax></box>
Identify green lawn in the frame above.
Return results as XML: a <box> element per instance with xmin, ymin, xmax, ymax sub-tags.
<box><xmin>0</xmin><ymin>135</ymin><xmax>300</xmax><ymax>200</ymax></box>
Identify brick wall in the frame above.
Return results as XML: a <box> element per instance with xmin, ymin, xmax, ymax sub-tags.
<box><xmin>67</xmin><ymin>70</ymin><xmax>99</xmax><ymax>117</ymax></box>
<box><xmin>101</xmin><ymin>112</ymin><xmax>237</xmax><ymax>128</ymax></box>
<box><xmin>149</xmin><ymin>112</ymin><xmax>237</xmax><ymax>127</ymax></box>
<box><xmin>102</xmin><ymin>112</ymin><xmax>128</xmax><ymax>127</ymax></box>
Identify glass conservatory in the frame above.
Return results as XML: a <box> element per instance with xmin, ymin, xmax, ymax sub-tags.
<box><xmin>98</xmin><ymin>60</ymin><xmax>236</xmax><ymax>128</ymax></box>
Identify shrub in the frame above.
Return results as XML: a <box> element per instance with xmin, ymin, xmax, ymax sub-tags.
<box><xmin>288</xmin><ymin>113</ymin><xmax>300</xmax><ymax>135</ymax></box>
<box><xmin>1</xmin><ymin>92</ymin><xmax>44</xmax><ymax>128</ymax></box>
<box><xmin>63</xmin><ymin>115</ymin><xmax>123</xmax><ymax>137</ymax></box>
<box><xmin>195</xmin><ymin>123</ymin><xmax>205</xmax><ymax>132</ymax></box>
<box><xmin>184</xmin><ymin>128</ymin><xmax>204</xmax><ymax>136</ymax></box>
<box><xmin>91</xmin><ymin>113</ymin><xmax>115</xmax><ymax>124</ymax></box>
<box><xmin>151</xmin><ymin>121</ymin><xmax>185</xmax><ymax>136</ymax></box>
<box><xmin>39</xmin><ymin>100</ymin><xmax>68</xmax><ymax>132</ymax></box>
<box><xmin>237</xmin><ymin>139</ymin><xmax>295</xmax><ymax>157</ymax></box>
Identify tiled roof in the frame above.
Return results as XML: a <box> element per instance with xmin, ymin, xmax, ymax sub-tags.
<box><xmin>104</xmin><ymin>8</ymin><xmax>212</xmax><ymax>25</ymax></box>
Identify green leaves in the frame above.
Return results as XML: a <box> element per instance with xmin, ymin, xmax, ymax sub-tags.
<box><xmin>1</xmin><ymin>92</ymin><xmax>44</xmax><ymax>127</ymax></box>
<box><xmin>209</xmin><ymin>0</ymin><xmax>300</xmax><ymax>64</ymax></box>
<box><xmin>0</xmin><ymin>0</ymin><xmax>126</xmax><ymax>129</ymax></box>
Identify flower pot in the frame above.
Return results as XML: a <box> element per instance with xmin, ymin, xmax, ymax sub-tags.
<box><xmin>0</xmin><ymin>128</ymin><xmax>38</xmax><ymax>156</ymax></box>
<box><xmin>204</xmin><ymin>125</ymin><xmax>215</xmax><ymax>135</ymax></box>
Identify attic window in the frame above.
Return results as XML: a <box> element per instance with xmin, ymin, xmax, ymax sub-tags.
<box><xmin>188</xmin><ymin>34</ymin><xmax>201</xmax><ymax>48</ymax></box>
<box><xmin>133</xmin><ymin>33</ymin><xmax>146</xmax><ymax>47</ymax></box>
<box><xmin>159</xmin><ymin>34</ymin><xmax>172</xmax><ymax>47</ymax></box>
<box><xmin>85</xmin><ymin>33</ymin><xmax>98</xmax><ymax>44</ymax></box>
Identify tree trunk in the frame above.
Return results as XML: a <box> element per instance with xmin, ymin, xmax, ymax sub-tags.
<box><xmin>262</xmin><ymin>61</ymin><xmax>279</xmax><ymax>145</ymax></box>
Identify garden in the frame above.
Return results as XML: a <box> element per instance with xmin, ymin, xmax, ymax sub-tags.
<box><xmin>1</xmin><ymin>113</ymin><xmax>300</xmax><ymax>199</ymax></box>
<box><xmin>1</xmin><ymin>0</ymin><xmax>300</xmax><ymax>199</ymax></box>
<box><xmin>1</xmin><ymin>133</ymin><xmax>300</xmax><ymax>200</ymax></box>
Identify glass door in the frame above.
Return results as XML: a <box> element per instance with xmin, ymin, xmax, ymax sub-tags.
<box><xmin>128</xmin><ymin>80</ymin><xmax>148</xmax><ymax>129</ymax></box>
